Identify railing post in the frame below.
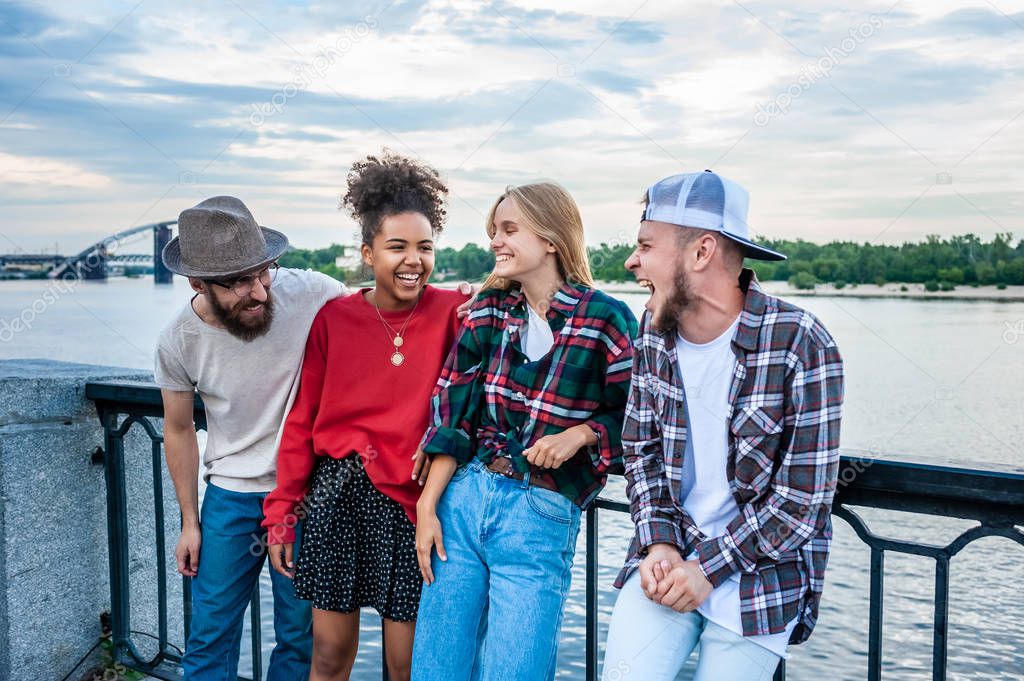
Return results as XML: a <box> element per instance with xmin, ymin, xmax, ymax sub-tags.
<box><xmin>183</xmin><ymin>573</ymin><xmax>193</xmax><ymax>647</ymax></box>
<box><xmin>932</xmin><ymin>558</ymin><xmax>950</xmax><ymax>680</ymax></box>
<box><xmin>586</xmin><ymin>505</ymin><xmax>599</xmax><ymax>681</ymax></box>
<box><xmin>250</xmin><ymin>586</ymin><xmax>263</xmax><ymax>681</ymax></box>
<box><xmin>151</xmin><ymin>439</ymin><xmax>170</xmax><ymax>657</ymax></box>
<box><xmin>100</xmin><ymin>409</ymin><xmax>132</xmax><ymax>665</ymax></box>
<box><xmin>868</xmin><ymin>548</ymin><xmax>885</xmax><ymax>681</ymax></box>
<box><xmin>382</xmin><ymin>617</ymin><xmax>390</xmax><ymax>681</ymax></box>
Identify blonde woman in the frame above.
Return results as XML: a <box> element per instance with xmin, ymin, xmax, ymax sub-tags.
<box><xmin>409</xmin><ymin>183</ymin><xmax>638</xmax><ymax>680</ymax></box>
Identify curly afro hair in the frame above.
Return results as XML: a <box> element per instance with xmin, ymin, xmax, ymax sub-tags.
<box><xmin>341</xmin><ymin>150</ymin><xmax>448</xmax><ymax>245</ymax></box>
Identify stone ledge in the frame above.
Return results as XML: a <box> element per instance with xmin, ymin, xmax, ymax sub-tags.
<box><xmin>0</xmin><ymin>358</ymin><xmax>151</xmax><ymax>425</ymax></box>
<box><xmin>0</xmin><ymin>359</ymin><xmax>174</xmax><ymax>681</ymax></box>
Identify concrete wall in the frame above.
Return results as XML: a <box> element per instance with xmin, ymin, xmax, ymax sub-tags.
<box><xmin>0</xmin><ymin>359</ymin><xmax>182</xmax><ymax>681</ymax></box>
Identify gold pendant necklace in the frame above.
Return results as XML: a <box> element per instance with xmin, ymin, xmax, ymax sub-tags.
<box><xmin>373</xmin><ymin>291</ymin><xmax>421</xmax><ymax>367</ymax></box>
<box><xmin>390</xmin><ymin>334</ymin><xmax>405</xmax><ymax>366</ymax></box>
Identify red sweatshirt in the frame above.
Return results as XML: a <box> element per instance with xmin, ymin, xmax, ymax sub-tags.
<box><xmin>262</xmin><ymin>285</ymin><xmax>469</xmax><ymax>544</ymax></box>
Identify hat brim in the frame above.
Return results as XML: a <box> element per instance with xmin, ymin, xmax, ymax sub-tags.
<box><xmin>720</xmin><ymin>230</ymin><xmax>787</xmax><ymax>261</ymax></box>
<box><xmin>161</xmin><ymin>226</ymin><xmax>290</xmax><ymax>278</ymax></box>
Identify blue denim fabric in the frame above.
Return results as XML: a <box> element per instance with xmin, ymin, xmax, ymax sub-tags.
<box><xmin>412</xmin><ymin>459</ymin><xmax>582</xmax><ymax>681</ymax></box>
<box><xmin>601</xmin><ymin>573</ymin><xmax>782</xmax><ymax>681</ymax></box>
<box><xmin>182</xmin><ymin>483</ymin><xmax>312</xmax><ymax>681</ymax></box>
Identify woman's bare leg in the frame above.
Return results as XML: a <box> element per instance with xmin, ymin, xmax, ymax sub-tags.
<box><xmin>310</xmin><ymin>608</ymin><xmax>360</xmax><ymax>681</ymax></box>
<box><xmin>383</xmin><ymin>618</ymin><xmax>416</xmax><ymax>681</ymax></box>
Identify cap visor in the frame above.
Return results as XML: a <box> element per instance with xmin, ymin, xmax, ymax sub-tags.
<box><xmin>721</xmin><ymin>231</ymin><xmax>786</xmax><ymax>261</ymax></box>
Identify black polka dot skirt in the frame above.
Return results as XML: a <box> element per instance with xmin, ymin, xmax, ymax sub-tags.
<box><xmin>293</xmin><ymin>455</ymin><xmax>422</xmax><ymax>621</ymax></box>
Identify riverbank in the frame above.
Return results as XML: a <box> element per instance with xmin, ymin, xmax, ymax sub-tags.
<box><xmin>595</xmin><ymin>280</ymin><xmax>1024</xmax><ymax>302</ymax></box>
<box><xmin>8</xmin><ymin>275</ymin><xmax>1020</xmax><ymax>303</ymax></box>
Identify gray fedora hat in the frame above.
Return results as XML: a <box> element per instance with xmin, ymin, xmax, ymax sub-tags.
<box><xmin>162</xmin><ymin>196</ymin><xmax>290</xmax><ymax>278</ymax></box>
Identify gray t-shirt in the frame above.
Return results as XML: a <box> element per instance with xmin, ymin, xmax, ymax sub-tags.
<box><xmin>154</xmin><ymin>268</ymin><xmax>346</xmax><ymax>492</ymax></box>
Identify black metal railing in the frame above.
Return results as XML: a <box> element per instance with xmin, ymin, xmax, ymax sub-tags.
<box><xmin>87</xmin><ymin>381</ymin><xmax>1024</xmax><ymax>681</ymax></box>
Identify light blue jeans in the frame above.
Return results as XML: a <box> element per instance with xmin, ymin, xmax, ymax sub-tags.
<box><xmin>412</xmin><ymin>459</ymin><xmax>582</xmax><ymax>681</ymax></box>
<box><xmin>601</xmin><ymin>572</ymin><xmax>782</xmax><ymax>681</ymax></box>
<box><xmin>182</xmin><ymin>482</ymin><xmax>312</xmax><ymax>681</ymax></box>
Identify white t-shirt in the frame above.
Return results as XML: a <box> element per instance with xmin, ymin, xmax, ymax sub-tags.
<box><xmin>675</xmin><ymin>318</ymin><xmax>797</xmax><ymax>658</ymax></box>
<box><xmin>154</xmin><ymin>268</ymin><xmax>345</xmax><ymax>493</ymax></box>
<box><xmin>520</xmin><ymin>303</ymin><xmax>554</xmax><ymax>362</ymax></box>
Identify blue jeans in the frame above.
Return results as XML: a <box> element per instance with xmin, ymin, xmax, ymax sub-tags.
<box><xmin>412</xmin><ymin>459</ymin><xmax>582</xmax><ymax>681</ymax></box>
<box><xmin>182</xmin><ymin>482</ymin><xmax>312</xmax><ymax>681</ymax></box>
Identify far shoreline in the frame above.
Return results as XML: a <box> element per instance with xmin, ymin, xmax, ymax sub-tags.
<box><xmin>593</xmin><ymin>280</ymin><xmax>1024</xmax><ymax>303</ymax></box>
<box><xmin>3</xmin><ymin>274</ymin><xmax>1022</xmax><ymax>303</ymax></box>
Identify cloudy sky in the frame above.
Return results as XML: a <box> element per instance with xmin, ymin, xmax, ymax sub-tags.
<box><xmin>1</xmin><ymin>0</ymin><xmax>1023</xmax><ymax>255</ymax></box>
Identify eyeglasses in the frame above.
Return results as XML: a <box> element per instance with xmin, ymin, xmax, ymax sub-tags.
<box><xmin>207</xmin><ymin>263</ymin><xmax>278</xmax><ymax>297</ymax></box>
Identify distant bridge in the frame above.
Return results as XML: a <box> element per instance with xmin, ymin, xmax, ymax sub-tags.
<box><xmin>108</xmin><ymin>253</ymin><xmax>155</xmax><ymax>265</ymax></box>
<box><xmin>0</xmin><ymin>254</ymin><xmax>66</xmax><ymax>268</ymax></box>
<box><xmin>40</xmin><ymin>221</ymin><xmax>176</xmax><ymax>283</ymax></box>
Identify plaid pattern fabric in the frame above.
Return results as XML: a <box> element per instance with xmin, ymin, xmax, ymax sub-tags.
<box><xmin>420</xmin><ymin>281</ymin><xmax>638</xmax><ymax>507</ymax></box>
<box><xmin>614</xmin><ymin>269</ymin><xmax>844</xmax><ymax>644</ymax></box>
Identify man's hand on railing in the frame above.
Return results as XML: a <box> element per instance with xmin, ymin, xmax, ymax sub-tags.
<box><xmin>269</xmin><ymin>542</ymin><xmax>296</xmax><ymax>579</ymax></box>
<box><xmin>176</xmin><ymin>524</ymin><xmax>201</xmax><ymax>577</ymax></box>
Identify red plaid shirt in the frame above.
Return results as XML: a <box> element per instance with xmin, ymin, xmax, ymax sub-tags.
<box><xmin>615</xmin><ymin>269</ymin><xmax>845</xmax><ymax>644</ymax></box>
<box><xmin>420</xmin><ymin>281</ymin><xmax>638</xmax><ymax>507</ymax></box>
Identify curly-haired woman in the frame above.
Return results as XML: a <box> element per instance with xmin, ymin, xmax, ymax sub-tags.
<box><xmin>262</xmin><ymin>151</ymin><xmax>471</xmax><ymax>681</ymax></box>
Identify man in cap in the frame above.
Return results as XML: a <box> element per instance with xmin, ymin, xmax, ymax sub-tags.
<box><xmin>602</xmin><ymin>171</ymin><xmax>845</xmax><ymax>680</ymax></box>
<box><xmin>155</xmin><ymin>195</ymin><xmax>471</xmax><ymax>679</ymax></box>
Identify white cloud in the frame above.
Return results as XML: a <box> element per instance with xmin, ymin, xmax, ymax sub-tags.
<box><xmin>3</xmin><ymin>0</ymin><xmax>1024</xmax><ymax>252</ymax></box>
<box><xmin>0</xmin><ymin>152</ymin><xmax>113</xmax><ymax>189</ymax></box>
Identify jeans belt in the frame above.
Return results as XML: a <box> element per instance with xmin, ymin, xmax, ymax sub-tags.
<box><xmin>485</xmin><ymin>456</ymin><xmax>560</xmax><ymax>495</ymax></box>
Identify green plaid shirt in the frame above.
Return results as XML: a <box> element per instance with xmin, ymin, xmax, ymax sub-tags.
<box><xmin>420</xmin><ymin>281</ymin><xmax>638</xmax><ymax>507</ymax></box>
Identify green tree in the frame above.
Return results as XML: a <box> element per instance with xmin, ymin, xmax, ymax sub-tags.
<box><xmin>789</xmin><ymin>272</ymin><xmax>818</xmax><ymax>290</ymax></box>
<box><xmin>275</xmin><ymin>233</ymin><xmax>1024</xmax><ymax>289</ymax></box>
<box><xmin>974</xmin><ymin>261</ymin><xmax>996</xmax><ymax>285</ymax></box>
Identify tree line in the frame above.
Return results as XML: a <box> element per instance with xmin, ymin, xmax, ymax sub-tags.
<box><xmin>280</xmin><ymin>233</ymin><xmax>1024</xmax><ymax>291</ymax></box>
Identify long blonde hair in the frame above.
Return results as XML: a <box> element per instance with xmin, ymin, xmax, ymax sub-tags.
<box><xmin>480</xmin><ymin>182</ymin><xmax>594</xmax><ymax>292</ymax></box>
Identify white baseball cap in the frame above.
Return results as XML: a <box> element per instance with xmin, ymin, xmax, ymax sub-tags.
<box><xmin>642</xmin><ymin>170</ymin><xmax>786</xmax><ymax>261</ymax></box>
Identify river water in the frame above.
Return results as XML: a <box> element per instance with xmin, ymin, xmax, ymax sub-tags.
<box><xmin>1</xmin><ymin>276</ymin><xmax>1021</xmax><ymax>680</ymax></box>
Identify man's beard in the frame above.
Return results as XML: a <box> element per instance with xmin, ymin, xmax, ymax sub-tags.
<box><xmin>206</xmin><ymin>291</ymin><xmax>275</xmax><ymax>341</ymax></box>
<box><xmin>652</xmin><ymin>264</ymin><xmax>694</xmax><ymax>333</ymax></box>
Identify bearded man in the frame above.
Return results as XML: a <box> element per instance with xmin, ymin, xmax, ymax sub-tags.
<box><xmin>154</xmin><ymin>195</ymin><xmax>345</xmax><ymax>680</ymax></box>
<box><xmin>603</xmin><ymin>171</ymin><xmax>845</xmax><ymax>681</ymax></box>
